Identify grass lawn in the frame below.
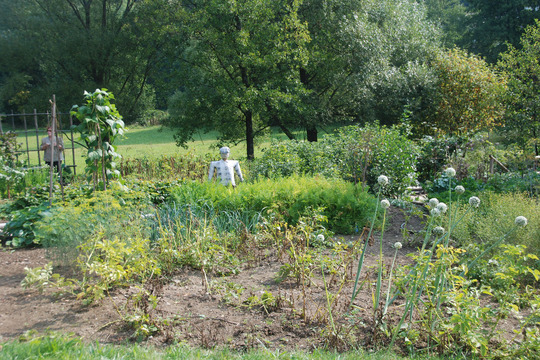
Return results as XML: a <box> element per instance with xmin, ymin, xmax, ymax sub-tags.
<box><xmin>15</xmin><ymin>125</ymin><xmax>313</xmax><ymax>172</ymax></box>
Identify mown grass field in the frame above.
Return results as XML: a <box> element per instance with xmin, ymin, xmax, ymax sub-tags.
<box><xmin>15</xmin><ymin>125</ymin><xmax>312</xmax><ymax>172</ymax></box>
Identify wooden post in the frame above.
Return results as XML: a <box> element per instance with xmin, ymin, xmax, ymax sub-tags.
<box><xmin>10</xmin><ymin>110</ymin><xmax>15</xmax><ymax>130</ymax></box>
<box><xmin>489</xmin><ymin>156</ymin><xmax>494</xmax><ymax>174</ymax></box>
<box><xmin>23</xmin><ymin>110</ymin><xmax>30</xmax><ymax>165</ymax></box>
<box><xmin>34</xmin><ymin>109</ymin><xmax>42</xmax><ymax>166</ymax></box>
<box><xmin>49</xmin><ymin>100</ymin><xmax>56</xmax><ymax>205</ymax></box>
<box><xmin>69</xmin><ymin>114</ymin><xmax>76</xmax><ymax>176</ymax></box>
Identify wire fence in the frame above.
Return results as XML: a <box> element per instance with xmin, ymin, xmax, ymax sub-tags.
<box><xmin>0</xmin><ymin>110</ymin><xmax>78</xmax><ymax>175</ymax></box>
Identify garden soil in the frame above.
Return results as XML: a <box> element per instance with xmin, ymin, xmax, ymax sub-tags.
<box><xmin>0</xmin><ymin>207</ymin><xmax>522</xmax><ymax>352</ymax></box>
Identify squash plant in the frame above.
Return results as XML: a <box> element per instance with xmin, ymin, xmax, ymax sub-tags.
<box><xmin>71</xmin><ymin>89</ymin><xmax>125</xmax><ymax>190</ymax></box>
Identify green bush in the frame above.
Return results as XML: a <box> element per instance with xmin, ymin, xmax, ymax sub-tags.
<box><xmin>34</xmin><ymin>184</ymin><xmax>154</xmax><ymax>264</ymax></box>
<box><xmin>452</xmin><ymin>192</ymin><xmax>540</xmax><ymax>256</ymax></box>
<box><xmin>170</xmin><ymin>176</ymin><xmax>378</xmax><ymax>234</ymax></box>
<box><xmin>250</xmin><ymin>123</ymin><xmax>419</xmax><ymax>198</ymax></box>
<box><xmin>326</xmin><ymin>124</ymin><xmax>419</xmax><ymax>197</ymax></box>
<box><xmin>249</xmin><ymin>140</ymin><xmax>339</xmax><ymax>179</ymax></box>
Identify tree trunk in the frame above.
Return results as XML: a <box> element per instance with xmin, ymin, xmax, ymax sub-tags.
<box><xmin>306</xmin><ymin>125</ymin><xmax>318</xmax><ymax>142</ymax></box>
<box><xmin>246</xmin><ymin>110</ymin><xmax>254</xmax><ymax>160</ymax></box>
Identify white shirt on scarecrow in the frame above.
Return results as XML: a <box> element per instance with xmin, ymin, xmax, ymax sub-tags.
<box><xmin>208</xmin><ymin>146</ymin><xmax>244</xmax><ymax>187</ymax></box>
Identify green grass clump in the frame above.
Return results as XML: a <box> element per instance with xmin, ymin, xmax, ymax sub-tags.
<box><xmin>170</xmin><ymin>176</ymin><xmax>378</xmax><ymax>234</ymax></box>
<box><xmin>0</xmin><ymin>331</ymin><xmax>442</xmax><ymax>360</ymax></box>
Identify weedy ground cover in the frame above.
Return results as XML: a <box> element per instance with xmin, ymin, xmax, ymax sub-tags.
<box><xmin>1</xmin><ymin>125</ymin><xmax>539</xmax><ymax>359</ymax></box>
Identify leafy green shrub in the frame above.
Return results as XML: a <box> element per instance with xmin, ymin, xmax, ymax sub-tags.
<box><xmin>2</xmin><ymin>203</ymin><xmax>51</xmax><ymax>247</ymax></box>
<box><xmin>34</xmin><ymin>185</ymin><xmax>154</xmax><ymax>263</ymax></box>
<box><xmin>326</xmin><ymin>124</ymin><xmax>419</xmax><ymax>197</ymax></box>
<box><xmin>250</xmin><ymin>124</ymin><xmax>418</xmax><ymax>198</ymax></box>
<box><xmin>452</xmin><ymin>192</ymin><xmax>540</xmax><ymax>259</ymax></box>
<box><xmin>416</xmin><ymin>135</ymin><xmax>464</xmax><ymax>183</ymax></box>
<box><xmin>170</xmin><ymin>176</ymin><xmax>378</xmax><ymax>234</ymax></box>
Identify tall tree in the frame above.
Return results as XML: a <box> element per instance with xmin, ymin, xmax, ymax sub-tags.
<box><xmin>0</xmin><ymin>0</ymin><xmax>168</xmax><ymax>121</ymax></box>
<box><xmin>422</xmin><ymin>0</ymin><xmax>468</xmax><ymax>48</ymax></box>
<box><xmin>420</xmin><ymin>48</ymin><xmax>507</xmax><ymax>136</ymax></box>
<box><xmin>294</xmin><ymin>0</ymin><xmax>441</xmax><ymax>141</ymax></box>
<box><xmin>498</xmin><ymin>19</ymin><xmax>540</xmax><ymax>155</ymax></box>
<box><xmin>464</xmin><ymin>0</ymin><xmax>540</xmax><ymax>63</ymax></box>
<box><xmin>166</xmin><ymin>0</ymin><xmax>310</xmax><ymax>160</ymax></box>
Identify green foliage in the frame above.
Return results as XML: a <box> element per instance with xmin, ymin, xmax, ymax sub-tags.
<box><xmin>497</xmin><ymin>19</ymin><xmax>540</xmax><ymax>155</ymax></box>
<box><xmin>0</xmin><ymin>131</ymin><xmax>26</xmax><ymax>199</ymax></box>
<box><xmin>71</xmin><ymin>89</ymin><xmax>126</xmax><ymax>189</ymax></box>
<box><xmin>3</xmin><ymin>202</ymin><xmax>51</xmax><ymax>247</ymax></box>
<box><xmin>170</xmin><ymin>176</ymin><xmax>378</xmax><ymax>234</ymax></box>
<box><xmin>464</xmin><ymin>0</ymin><xmax>540</xmax><ymax>64</ymax></box>
<box><xmin>35</xmin><ymin>185</ymin><xmax>154</xmax><ymax>262</ymax></box>
<box><xmin>419</xmin><ymin>48</ymin><xmax>507</xmax><ymax>136</ymax></box>
<box><xmin>250</xmin><ymin>124</ymin><xmax>419</xmax><ymax>198</ymax></box>
<box><xmin>327</xmin><ymin>124</ymin><xmax>419</xmax><ymax>197</ymax></box>
<box><xmin>166</xmin><ymin>0</ymin><xmax>310</xmax><ymax>159</ymax></box>
<box><xmin>416</xmin><ymin>135</ymin><xmax>465</xmax><ymax>182</ymax></box>
<box><xmin>120</xmin><ymin>154</ymin><xmax>209</xmax><ymax>182</ymax></box>
<box><xmin>0</xmin><ymin>0</ymin><xmax>162</xmax><ymax>120</ymax></box>
<box><xmin>452</xmin><ymin>192</ymin><xmax>540</xmax><ymax>258</ymax></box>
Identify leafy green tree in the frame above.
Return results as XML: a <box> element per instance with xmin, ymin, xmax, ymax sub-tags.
<box><xmin>166</xmin><ymin>0</ymin><xmax>310</xmax><ymax>159</ymax></box>
<box><xmin>463</xmin><ymin>0</ymin><xmax>540</xmax><ymax>63</ymax></box>
<box><xmin>497</xmin><ymin>19</ymin><xmax>540</xmax><ymax>155</ymax></box>
<box><xmin>295</xmin><ymin>0</ymin><xmax>441</xmax><ymax>141</ymax></box>
<box><xmin>419</xmin><ymin>48</ymin><xmax>507</xmax><ymax>136</ymax></box>
<box><xmin>422</xmin><ymin>0</ymin><xmax>468</xmax><ymax>48</ymax></box>
<box><xmin>0</xmin><ymin>0</ymin><xmax>166</xmax><ymax>121</ymax></box>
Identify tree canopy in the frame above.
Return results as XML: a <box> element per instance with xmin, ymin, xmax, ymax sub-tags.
<box><xmin>167</xmin><ymin>0</ymin><xmax>441</xmax><ymax>158</ymax></box>
<box><xmin>0</xmin><ymin>0</ymin><xmax>169</xmax><ymax>121</ymax></box>
<box><xmin>420</xmin><ymin>48</ymin><xmax>507</xmax><ymax>136</ymax></box>
<box><xmin>497</xmin><ymin>19</ymin><xmax>540</xmax><ymax>155</ymax></box>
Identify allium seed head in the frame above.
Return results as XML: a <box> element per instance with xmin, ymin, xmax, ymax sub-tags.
<box><xmin>394</xmin><ymin>242</ymin><xmax>403</xmax><ymax>250</ymax></box>
<box><xmin>433</xmin><ymin>226</ymin><xmax>445</xmax><ymax>236</ymax></box>
<box><xmin>455</xmin><ymin>185</ymin><xmax>465</xmax><ymax>195</ymax></box>
<box><xmin>381</xmin><ymin>199</ymin><xmax>391</xmax><ymax>209</ymax></box>
<box><xmin>445</xmin><ymin>167</ymin><xmax>456</xmax><ymax>178</ymax></box>
<box><xmin>436</xmin><ymin>202</ymin><xmax>448</xmax><ymax>214</ymax></box>
<box><xmin>515</xmin><ymin>216</ymin><xmax>528</xmax><ymax>227</ymax></box>
<box><xmin>430</xmin><ymin>208</ymin><xmax>441</xmax><ymax>217</ymax></box>
<box><xmin>378</xmin><ymin>175</ymin><xmax>389</xmax><ymax>186</ymax></box>
<box><xmin>317</xmin><ymin>234</ymin><xmax>325</xmax><ymax>242</ymax></box>
<box><xmin>469</xmin><ymin>196</ymin><xmax>481</xmax><ymax>208</ymax></box>
<box><xmin>428</xmin><ymin>198</ymin><xmax>440</xmax><ymax>208</ymax></box>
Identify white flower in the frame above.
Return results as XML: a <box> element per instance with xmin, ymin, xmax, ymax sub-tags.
<box><xmin>394</xmin><ymin>242</ymin><xmax>402</xmax><ymax>250</ymax></box>
<box><xmin>378</xmin><ymin>175</ymin><xmax>389</xmax><ymax>186</ymax></box>
<box><xmin>381</xmin><ymin>199</ymin><xmax>391</xmax><ymax>209</ymax></box>
<box><xmin>428</xmin><ymin>198</ymin><xmax>439</xmax><ymax>208</ymax></box>
<box><xmin>445</xmin><ymin>167</ymin><xmax>456</xmax><ymax>178</ymax></box>
<box><xmin>469</xmin><ymin>196</ymin><xmax>481</xmax><ymax>208</ymax></box>
<box><xmin>433</xmin><ymin>226</ymin><xmax>445</xmax><ymax>236</ymax></box>
<box><xmin>430</xmin><ymin>208</ymin><xmax>441</xmax><ymax>217</ymax></box>
<box><xmin>515</xmin><ymin>216</ymin><xmax>528</xmax><ymax>227</ymax></box>
<box><xmin>436</xmin><ymin>202</ymin><xmax>448</xmax><ymax>214</ymax></box>
<box><xmin>317</xmin><ymin>234</ymin><xmax>325</xmax><ymax>242</ymax></box>
<box><xmin>455</xmin><ymin>185</ymin><xmax>465</xmax><ymax>195</ymax></box>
